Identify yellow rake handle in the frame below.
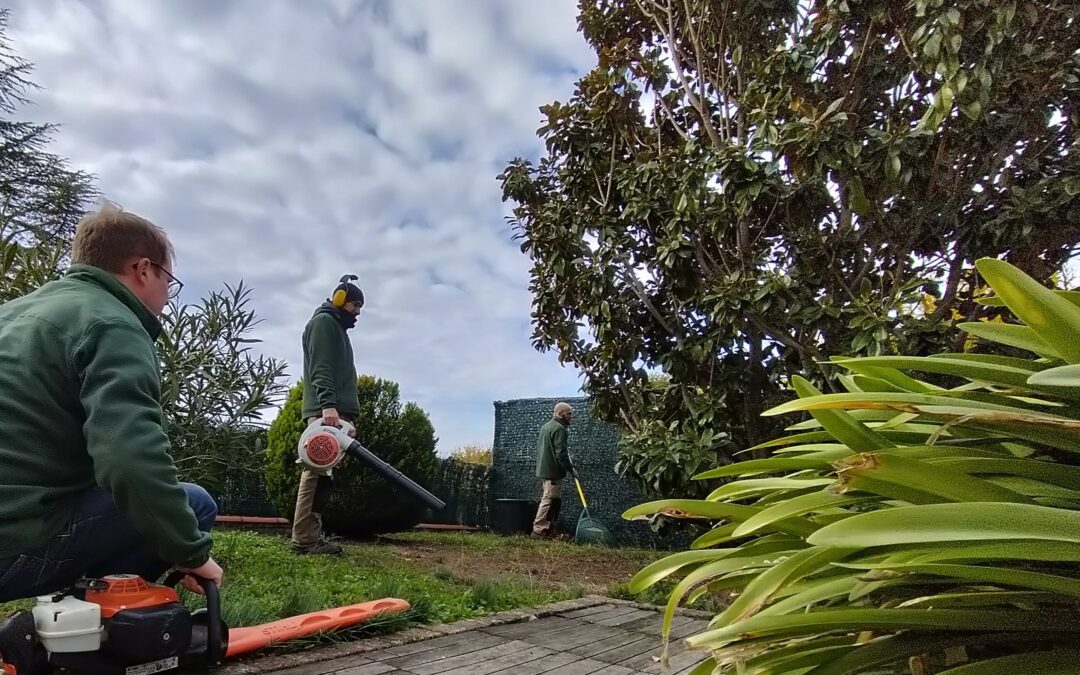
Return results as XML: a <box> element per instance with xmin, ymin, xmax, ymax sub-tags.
<box><xmin>575</xmin><ymin>477</ymin><xmax>588</xmax><ymax>509</ymax></box>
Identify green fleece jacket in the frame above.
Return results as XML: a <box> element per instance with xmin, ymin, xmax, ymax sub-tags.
<box><xmin>0</xmin><ymin>265</ymin><xmax>212</xmax><ymax>569</ymax></box>
<box><xmin>301</xmin><ymin>303</ymin><xmax>360</xmax><ymax>420</ymax></box>
<box><xmin>535</xmin><ymin>417</ymin><xmax>574</xmax><ymax>480</ymax></box>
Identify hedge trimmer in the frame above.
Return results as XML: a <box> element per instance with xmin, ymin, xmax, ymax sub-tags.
<box><xmin>0</xmin><ymin>422</ymin><xmax>443</xmax><ymax>674</ymax></box>
<box><xmin>0</xmin><ymin>572</ymin><xmax>409</xmax><ymax>675</ymax></box>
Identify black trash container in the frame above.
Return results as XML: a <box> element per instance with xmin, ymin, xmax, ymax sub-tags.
<box><xmin>492</xmin><ymin>499</ymin><xmax>537</xmax><ymax>535</ymax></box>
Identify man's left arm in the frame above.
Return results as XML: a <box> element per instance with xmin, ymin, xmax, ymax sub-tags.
<box><xmin>555</xmin><ymin>427</ymin><xmax>575</xmax><ymax>476</ymax></box>
<box><xmin>75</xmin><ymin>320</ymin><xmax>213</xmax><ymax>570</ymax></box>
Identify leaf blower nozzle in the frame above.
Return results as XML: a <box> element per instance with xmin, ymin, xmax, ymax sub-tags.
<box><xmin>297</xmin><ymin>421</ymin><xmax>446</xmax><ymax>512</ymax></box>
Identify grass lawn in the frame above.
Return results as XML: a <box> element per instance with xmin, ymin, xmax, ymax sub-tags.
<box><xmin>2</xmin><ymin>529</ymin><xmax>718</xmax><ymax>655</ymax></box>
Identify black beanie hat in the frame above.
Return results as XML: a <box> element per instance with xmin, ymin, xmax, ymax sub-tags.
<box><xmin>343</xmin><ymin>282</ymin><xmax>365</xmax><ymax>306</ymax></box>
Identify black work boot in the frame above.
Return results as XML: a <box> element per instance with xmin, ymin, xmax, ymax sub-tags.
<box><xmin>292</xmin><ymin>538</ymin><xmax>343</xmax><ymax>555</ymax></box>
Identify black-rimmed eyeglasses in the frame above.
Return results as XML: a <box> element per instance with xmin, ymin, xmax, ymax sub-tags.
<box><xmin>150</xmin><ymin>261</ymin><xmax>184</xmax><ymax>299</ymax></box>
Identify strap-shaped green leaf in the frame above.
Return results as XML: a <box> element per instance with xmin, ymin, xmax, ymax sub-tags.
<box><xmin>787</xmin><ymin>376</ymin><xmax>896</xmax><ymax>451</ymax></box>
<box><xmin>975</xmin><ymin>257</ymin><xmax>1080</xmax><ymax>363</ymax></box>
<box><xmin>807</xmin><ymin>502</ymin><xmax>1080</xmax><ymax>548</ymax></box>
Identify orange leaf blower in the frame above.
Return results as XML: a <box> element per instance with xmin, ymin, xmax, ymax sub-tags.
<box><xmin>296</xmin><ymin>420</ymin><xmax>446</xmax><ymax>511</ymax></box>
<box><xmin>0</xmin><ymin>572</ymin><xmax>409</xmax><ymax>675</ymax></box>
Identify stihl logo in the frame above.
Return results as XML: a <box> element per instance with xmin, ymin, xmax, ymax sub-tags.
<box><xmin>261</xmin><ymin>621</ymin><xmax>300</xmax><ymax>636</ymax></box>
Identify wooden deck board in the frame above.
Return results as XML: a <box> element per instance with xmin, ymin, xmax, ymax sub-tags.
<box><xmin>435</xmin><ymin>644</ymin><xmax>557</xmax><ymax>675</ymax></box>
<box><xmin>575</xmin><ymin>606</ymin><xmax>643</xmax><ymax>624</ymax></box>
<box><xmin>260</xmin><ymin>603</ymin><xmax>715</xmax><ymax>675</ymax></box>
<box><xmin>377</xmin><ymin>634</ymin><xmax>509</xmax><ymax>671</ymax></box>
<box><xmin>405</xmin><ymin>640</ymin><xmax>540</xmax><ymax>675</ymax></box>
<box><xmin>487</xmin><ymin>651</ymin><xmax>581</xmax><ymax>674</ymax></box>
<box><xmin>332</xmin><ymin>662</ymin><xmax>400</xmax><ymax>675</ymax></box>
<box><xmin>558</xmin><ymin>603</ymin><xmax>622</xmax><ymax>619</ymax></box>
<box><xmin>565</xmin><ymin>630</ymin><xmax>653</xmax><ymax>660</ymax></box>
<box><xmin>591</xmin><ymin>609</ymin><xmax>658</xmax><ymax>627</ymax></box>
<box><xmin>542</xmin><ymin>658</ymin><xmax>626</xmax><ymax>675</ymax></box>
<box><xmin>517</xmin><ymin>620</ymin><xmax>626</xmax><ymax>652</ymax></box>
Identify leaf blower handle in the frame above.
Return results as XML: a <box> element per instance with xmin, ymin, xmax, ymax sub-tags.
<box><xmin>344</xmin><ymin>438</ymin><xmax>447</xmax><ymax>512</ymax></box>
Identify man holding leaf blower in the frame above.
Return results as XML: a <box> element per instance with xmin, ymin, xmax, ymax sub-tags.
<box><xmin>291</xmin><ymin>275</ymin><xmax>365</xmax><ymax>555</ymax></box>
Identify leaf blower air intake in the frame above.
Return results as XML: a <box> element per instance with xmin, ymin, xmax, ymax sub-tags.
<box><xmin>297</xmin><ymin>420</ymin><xmax>446</xmax><ymax>512</ymax></box>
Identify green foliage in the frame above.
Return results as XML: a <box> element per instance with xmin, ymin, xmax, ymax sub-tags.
<box><xmin>499</xmin><ymin>0</ymin><xmax>1080</xmax><ymax>501</ymax></box>
<box><xmin>158</xmin><ymin>282</ymin><xmax>289</xmax><ymax>488</ymax></box>
<box><xmin>428</xmin><ymin>456</ymin><xmax>491</xmax><ymax>527</ymax></box>
<box><xmin>615</xmin><ymin>376</ymin><xmax>739</xmax><ymax>500</ymax></box>
<box><xmin>451</xmin><ymin>443</ymin><xmax>492</xmax><ymax>466</ymax></box>
<box><xmin>264</xmin><ymin>375</ymin><xmax>441</xmax><ymax>537</ymax></box>
<box><xmin>264</xmin><ymin>382</ymin><xmax>309</xmax><ymax>505</ymax></box>
<box><xmin>626</xmin><ymin>259</ymin><xmax>1080</xmax><ymax>673</ymax></box>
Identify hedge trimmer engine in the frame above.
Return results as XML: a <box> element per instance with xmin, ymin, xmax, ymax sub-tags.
<box><xmin>296</xmin><ymin>421</ymin><xmax>446</xmax><ymax>511</ymax></box>
<box><xmin>0</xmin><ymin>573</ymin><xmax>224</xmax><ymax>675</ymax></box>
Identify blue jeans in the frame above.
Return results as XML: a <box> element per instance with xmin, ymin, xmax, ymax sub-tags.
<box><xmin>0</xmin><ymin>483</ymin><xmax>217</xmax><ymax>602</ymax></box>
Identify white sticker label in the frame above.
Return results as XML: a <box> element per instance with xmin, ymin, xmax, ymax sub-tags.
<box><xmin>125</xmin><ymin>656</ymin><xmax>179</xmax><ymax>675</ymax></box>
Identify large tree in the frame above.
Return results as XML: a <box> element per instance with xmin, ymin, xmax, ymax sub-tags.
<box><xmin>500</xmin><ymin>0</ymin><xmax>1079</xmax><ymax>498</ymax></box>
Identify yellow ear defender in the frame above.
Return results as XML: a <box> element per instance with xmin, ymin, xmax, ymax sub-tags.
<box><xmin>332</xmin><ymin>274</ymin><xmax>361</xmax><ymax>308</ymax></box>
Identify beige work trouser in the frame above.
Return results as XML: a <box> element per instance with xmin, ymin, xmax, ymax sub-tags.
<box><xmin>291</xmin><ymin>416</ymin><xmax>347</xmax><ymax>547</ymax></box>
<box><xmin>532</xmin><ymin>479</ymin><xmax>562</xmax><ymax>536</ymax></box>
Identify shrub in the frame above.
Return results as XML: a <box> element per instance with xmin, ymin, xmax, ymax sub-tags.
<box><xmin>451</xmin><ymin>443</ymin><xmax>492</xmax><ymax>466</ymax></box>
<box><xmin>264</xmin><ymin>375</ymin><xmax>440</xmax><ymax>537</ymax></box>
<box><xmin>159</xmin><ymin>282</ymin><xmax>288</xmax><ymax>489</ymax></box>
<box><xmin>615</xmin><ymin>375</ymin><xmax>744</xmax><ymax>502</ymax></box>
<box><xmin>626</xmin><ymin>259</ymin><xmax>1080</xmax><ymax>673</ymax></box>
<box><xmin>429</xmin><ymin>457</ymin><xmax>491</xmax><ymax>527</ymax></box>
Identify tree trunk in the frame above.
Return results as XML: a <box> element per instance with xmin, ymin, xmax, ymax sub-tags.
<box><xmin>744</xmin><ymin>325</ymin><xmax>770</xmax><ymax>458</ymax></box>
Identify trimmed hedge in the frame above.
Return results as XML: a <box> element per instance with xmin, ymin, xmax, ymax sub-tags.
<box><xmin>425</xmin><ymin>457</ymin><xmax>491</xmax><ymax>527</ymax></box>
<box><xmin>206</xmin><ymin>466</ymin><xmax>278</xmax><ymax>518</ymax></box>
<box><xmin>263</xmin><ymin>376</ymin><xmax>440</xmax><ymax>537</ymax></box>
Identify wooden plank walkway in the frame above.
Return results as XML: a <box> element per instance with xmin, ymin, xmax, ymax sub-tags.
<box><xmin>268</xmin><ymin>602</ymin><xmax>711</xmax><ymax>675</ymax></box>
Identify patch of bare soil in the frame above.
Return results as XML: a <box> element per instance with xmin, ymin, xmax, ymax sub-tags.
<box><xmin>381</xmin><ymin>538</ymin><xmax>660</xmax><ymax>593</ymax></box>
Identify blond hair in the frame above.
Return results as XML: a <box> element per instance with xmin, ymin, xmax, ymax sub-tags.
<box><xmin>72</xmin><ymin>200</ymin><xmax>173</xmax><ymax>273</ymax></box>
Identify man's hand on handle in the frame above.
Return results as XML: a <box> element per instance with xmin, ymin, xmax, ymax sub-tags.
<box><xmin>322</xmin><ymin>407</ymin><xmax>355</xmax><ymax>436</ymax></box>
<box><xmin>176</xmin><ymin>556</ymin><xmax>224</xmax><ymax>595</ymax></box>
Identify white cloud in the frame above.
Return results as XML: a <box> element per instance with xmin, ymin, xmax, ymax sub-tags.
<box><xmin>6</xmin><ymin>0</ymin><xmax>595</xmax><ymax>453</ymax></box>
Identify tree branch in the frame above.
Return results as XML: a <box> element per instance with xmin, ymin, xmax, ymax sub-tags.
<box><xmin>634</xmin><ymin>0</ymin><xmax>723</xmax><ymax>149</ymax></box>
<box><xmin>625</xmin><ymin>269</ymin><xmax>684</xmax><ymax>344</ymax></box>
<box><xmin>655</xmin><ymin>91</ymin><xmax>693</xmax><ymax>142</ymax></box>
<box><xmin>618</xmin><ymin>381</ymin><xmax>642</xmax><ymax>429</ymax></box>
<box><xmin>930</xmin><ymin>240</ymin><xmax>965</xmax><ymax>321</ymax></box>
<box><xmin>749</xmin><ymin>314</ymin><xmax>823</xmax><ymax>361</ymax></box>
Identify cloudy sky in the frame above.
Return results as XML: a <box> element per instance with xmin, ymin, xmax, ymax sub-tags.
<box><xmin>6</xmin><ymin>0</ymin><xmax>596</xmax><ymax>454</ymax></box>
